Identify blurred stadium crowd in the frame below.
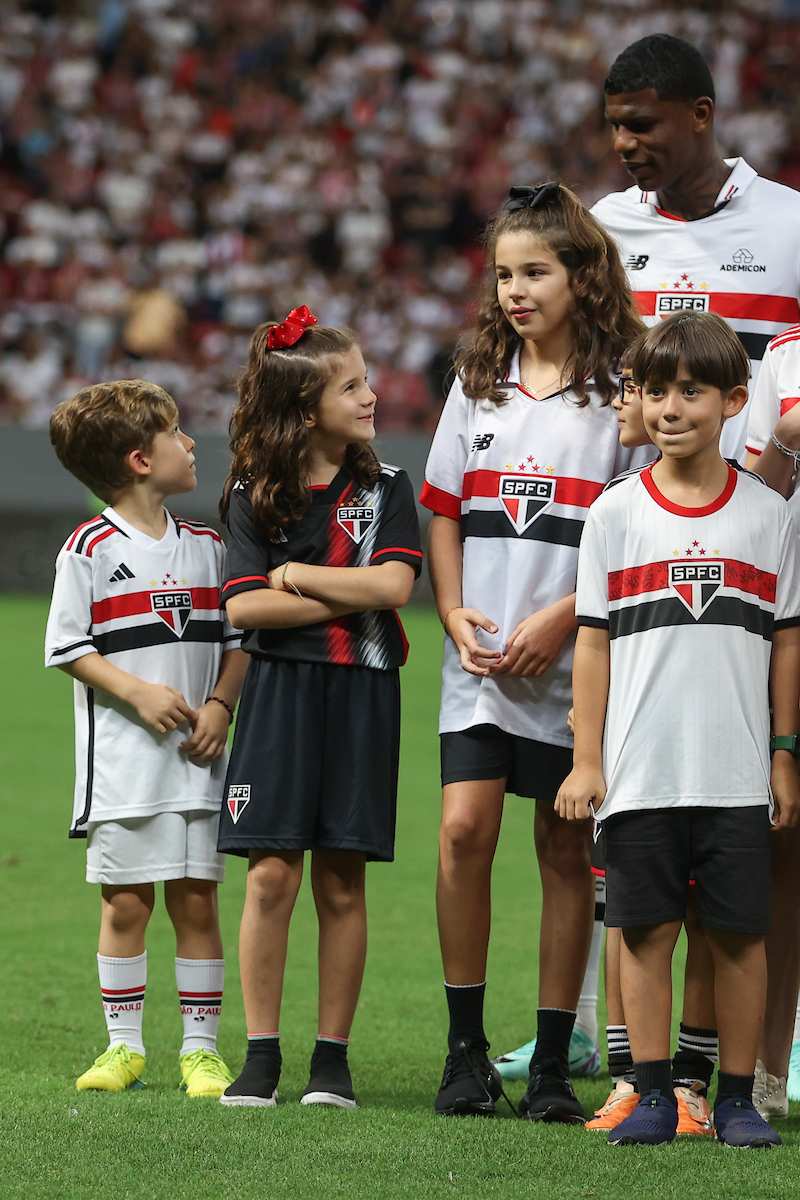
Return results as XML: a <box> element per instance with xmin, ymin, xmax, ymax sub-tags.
<box><xmin>1</xmin><ymin>0</ymin><xmax>800</xmax><ymax>434</ymax></box>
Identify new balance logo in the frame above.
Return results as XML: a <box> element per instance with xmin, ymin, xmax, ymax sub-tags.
<box><xmin>472</xmin><ymin>434</ymin><xmax>494</xmax><ymax>451</ymax></box>
<box><xmin>109</xmin><ymin>563</ymin><xmax>135</xmax><ymax>583</ymax></box>
<box><xmin>625</xmin><ymin>254</ymin><xmax>649</xmax><ymax>270</ymax></box>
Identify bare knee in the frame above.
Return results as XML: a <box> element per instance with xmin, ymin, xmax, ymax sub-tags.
<box><xmin>101</xmin><ymin>887</ymin><xmax>153</xmax><ymax>937</ymax></box>
<box><xmin>165</xmin><ymin>879</ymin><xmax>218</xmax><ymax>935</ymax></box>
<box><xmin>535</xmin><ymin>810</ymin><xmax>591</xmax><ymax>879</ymax></box>
<box><xmin>312</xmin><ymin>855</ymin><xmax>366</xmax><ymax>918</ymax></box>
<box><xmin>440</xmin><ymin>809</ymin><xmax>497</xmax><ymax>865</ymax></box>
<box><xmin>247</xmin><ymin>853</ymin><xmax>303</xmax><ymax>910</ymax></box>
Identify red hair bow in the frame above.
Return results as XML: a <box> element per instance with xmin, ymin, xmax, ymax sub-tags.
<box><xmin>266</xmin><ymin>305</ymin><xmax>319</xmax><ymax>350</ymax></box>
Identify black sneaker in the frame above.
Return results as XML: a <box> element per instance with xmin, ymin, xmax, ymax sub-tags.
<box><xmin>219</xmin><ymin>1057</ymin><xmax>280</xmax><ymax>1108</ymax></box>
<box><xmin>518</xmin><ymin>1056</ymin><xmax>585</xmax><ymax>1124</ymax></box>
<box><xmin>300</xmin><ymin>1055</ymin><xmax>357</xmax><ymax>1109</ymax></box>
<box><xmin>434</xmin><ymin>1038</ymin><xmax>504</xmax><ymax>1117</ymax></box>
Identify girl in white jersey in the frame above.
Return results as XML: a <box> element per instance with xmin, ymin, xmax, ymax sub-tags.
<box><xmin>421</xmin><ymin>182</ymin><xmax>650</xmax><ymax>1120</ymax></box>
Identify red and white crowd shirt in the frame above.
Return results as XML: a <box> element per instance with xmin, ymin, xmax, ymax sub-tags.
<box><xmin>592</xmin><ymin>158</ymin><xmax>800</xmax><ymax>464</ymax></box>
<box><xmin>745</xmin><ymin>325</ymin><xmax>800</xmax><ymax>490</ymax></box>
<box><xmin>420</xmin><ymin>359</ymin><xmax>653</xmax><ymax>746</ymax></box>
<box><xmin>45</xmin><ymin>507</ymin><xmax>240</xmax><ymax>836</ymax></box>
<box><xmin>576</xmin><ymin>464</ymin><xmax>800</xmax><ymax>821</ymax></box>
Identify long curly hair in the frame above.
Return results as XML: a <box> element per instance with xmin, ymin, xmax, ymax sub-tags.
<box><xmin>456</xmin><ymin>183</ymin><xmax>644</xmax><ymax>407</ymax></box>
<box><xmin>220</xmin><ymin>324</ymin><xmax>380</xmax><ymax>540</ymax></box>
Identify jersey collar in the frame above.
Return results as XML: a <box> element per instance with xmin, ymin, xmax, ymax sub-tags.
<box><xmin>638</xmin><ymin>157</ymin><xmax>757</xmax><ymax>219</ymax></box>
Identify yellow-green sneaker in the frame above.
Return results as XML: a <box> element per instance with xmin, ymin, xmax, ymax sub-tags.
<box><xmin>76</xmin><ymin>1044</ymin><xmax>146</xmax><ymax>1092</ymax></box>
<box><xmin>180</xmin><ymin>1048</ymin><xmax>234</xmax><ymax>1098</ymax></box>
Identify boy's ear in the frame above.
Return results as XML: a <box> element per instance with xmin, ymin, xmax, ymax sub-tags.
<box><xmin>723</xmin><ymin>384</ymin><xmax>748</xmax><ymax>421</ymax></box>
<box><xmin>126</xmin><ymin>447</ymin><xmax>152</xmax><ymax>478</ymax></box>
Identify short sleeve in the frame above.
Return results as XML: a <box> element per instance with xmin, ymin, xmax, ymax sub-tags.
<box><xmin>44</xmin><ymin>547</ymin><xmax>96</xmax><ymax>666</ymax></box>
<box><xmin>221</xmin><ymin>486</ymin><xmax>274</xmax><ymax>604</ymax></box>
<box><xmin>575</xmin><ymin>500</ymin><xmax>610</xmax><ymax>630</ymax></box>
<box><xmin>774</xmin><ymin>504</ymin><xmax>800</xmax><ymax>629</ymax></box>
<box><xmin>746</xmin><ymin>348</ymin><xmax>780</xmax><ymax>457</ymax></box>
<box><xmin>215</xmin><ymin>542</ymin><xmax>243</xmax><ymax>645</ymax></box>
<box><xmin>419</xmin><ymin>377</ymin><xmax>470</xmax><ymax>519</ymax></box>
<box><xmin>369</xmin><ymin>469</ymin><xmax>423</xmax><ymax>577</ymax></box>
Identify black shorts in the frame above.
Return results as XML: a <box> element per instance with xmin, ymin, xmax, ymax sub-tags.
<box><xmin>603</xmin><ymin>806</ymin><xmax>771</xmax><ymax>935</ymax></box>
<box><xmin>218</xmin><ymin>659</ymin><xmax>400</xmax><ymax>862</ymax></box>
<box><xmin>440</xmin><ymin>724</ymin><xmax>572</xmax><ymax>802</ymax></box>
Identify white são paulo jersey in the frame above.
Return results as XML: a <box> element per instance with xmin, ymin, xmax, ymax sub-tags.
<box><xmin>420</xmin><ymin>358</ymin><xmax>654</xmax><ymax>746</ymax></box>
<box><xmin>576</xmin><ymin>463</ymin><xmax>800</xmax><ymax>821</ymax></box>
<box><xmin>45</xmin><ymin>507</ymin><xmax>241</xmax><ymax>836</ymax></box>
<box><xmin>592</xmin><ymin>159</ymin><xmax>800</xmax><ymax>464</ymax></box>
<box><xmin>745</xmin><ymin>325</ymin><xmax>800</xmax><ymax>492</ymax></box>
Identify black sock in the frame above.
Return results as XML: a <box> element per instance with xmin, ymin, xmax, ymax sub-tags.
<box><xmin>672</xmin><ymin>1023</ymin><xmax>717</xmax><ymax>1093</ymax></box>
<box><xmin>607</xmin><ymin>1024</ymin><xmax>635</xmax><ymax>1083</ymax></box>
<box><xmin>530</xmin><ymin>1007</ymin><xmax>575</xmax><ymax>1073</ymax></box>
<box><xmin>634</xmin><ymin>1059</ymin><xmax>676</xmax><ymax>1105</ymax></box>
<box><xmin>444</xmin><ymin>982</ymin><xmax>487</xmax><ymax>1051</ymax></box>
<box><xmin>311</xmin><ymin>1037</ymin><xmax>348</xmax><ymax>1070</ymax></box>
<box><xmin>234</xmin><ymin>1035</ymin><xmax>281</xmax><ymax>1086</ymax></box>
<box><xmin>715</xmin><ymin>1071</ymin><xmax>755</xmax><ymax>1108</ymax></box>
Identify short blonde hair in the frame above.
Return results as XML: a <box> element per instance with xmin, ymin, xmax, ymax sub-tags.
<box><xmin>50</xmin><ymin>379</ymin><xmax>178</xmax><ymax>501</ymax></box>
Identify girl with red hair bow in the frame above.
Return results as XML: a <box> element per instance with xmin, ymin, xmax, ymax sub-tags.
<box><xmin>216</xmin><ymin>313</ymin><xmax>422</xmax><ymax>1109</ymax></box>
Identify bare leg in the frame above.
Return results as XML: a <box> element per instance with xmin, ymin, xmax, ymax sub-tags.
<box><xmin>682</xmin><ymin>892</ymin><xmax>716</xmax><ymax>1027</ymax></box>
<box><xmin>535</xmin><ymin>800</ymin><xmax>594</xmax><ymax>1007</ymax></box>
<box><xmin>605</xmin><ymin>926</ymin><xmax>624</xmax><ymax>1025</ymax></box>
<box><xmin>164</xmin><ymin>878</ymin><xmax>223</xmax><ymax>959</ymax></box>
<box><xmin>760</xmin><ymin>824</ymin><xmax>800</xmax><ymax>1077</ymax></box>
<box><xmin>238</xmin><ymin>850</ymin><xmax>303</xmax><ymax>1035</ymax></box>
<box><xmin>436</xmin><ymin>779</ymin><xmax>506</xmax><ymax>983</ymax></box>
<box><xmin>99</xmin><ymin>884</ymin><xmax>155</xmax><ymax>956</ymax></box>
<box><xmin>706</xmin><ymin>929</ymin><xmax>766</xmax><ymax>1075</ymax></box>
<box><xmin>620</xmin><ymin>922</ymin><xmax>682</xmax><ymax>1063</ymax></box>
<box><xmin>311</xmin><ymin>848</ymin><xmax>367</xmax><ymax>1039</ymax></box>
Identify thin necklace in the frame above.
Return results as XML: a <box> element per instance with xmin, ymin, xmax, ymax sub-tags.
<box><xmin>519</xmin><ymin>371</ymin><xmax>564</xmax><ymax>396</ymax></box>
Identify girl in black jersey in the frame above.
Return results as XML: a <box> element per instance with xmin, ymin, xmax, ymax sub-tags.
<box><xmin>216</xmin><ymin>308</ymin><xmax>421</xmax><ymax>1109</ymax></box>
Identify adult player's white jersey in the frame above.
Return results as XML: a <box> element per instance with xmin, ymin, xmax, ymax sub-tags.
<box><xmin>592</xmin><ymin>158</ymin><xmax>800</xmax><ymax>463</ymax></box>
<box><xmin>45</xmin><ymin>507</ymin><xmax>241</xmax><ymax>836</ymax></box>
<box><xmin>745</xmin><ymin>325</ymin><xmax>800</xmax><ymax>492</ymax></box>
<box><xmin>576</xmin><ymin>464</ymin><xmax>800</xmax><ymax>821</ymax></box>
<box><xmin>420</xmin><ymin>358</ymin><xmax>654</xmax><ymax>746</ymax></box>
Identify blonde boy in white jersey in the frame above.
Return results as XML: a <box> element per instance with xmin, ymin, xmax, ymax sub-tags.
<box><xmin>558</xmin><ymin>312</ymin><xmax>800</xmax><ymax>1148</ymax></box>
<box><xmin>46</xmin><ymin>380</ymin><xmax>248</xmax><ymax>1097</ymax></box>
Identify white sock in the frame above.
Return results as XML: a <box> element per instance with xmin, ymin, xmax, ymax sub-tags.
<box><xmin>575</xmin><ymin>877</ymin><xmax>605</xmax><ymax>1043</ymax></box>
<box><xmin>793</xmin><ymin>996</ymin><xmax>800</xmax><ymax>1043</ymax></box>
<box><xmin>175</xmin><ymin>957</ymin><xmax>224</xmax><ymax>1055</ymax></box>
<box><xmin>98</xmin><ymin>952</ymin><xmax>147</xmax><ymax>1057</ymax></box>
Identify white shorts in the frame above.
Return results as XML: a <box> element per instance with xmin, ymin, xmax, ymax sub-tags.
<box><xmin>85</xmin><ymin>810</ymin><xmax>226</xmax><ymax>885</ymax></box>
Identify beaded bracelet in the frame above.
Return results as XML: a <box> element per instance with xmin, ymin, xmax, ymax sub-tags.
<box><xmin>205</xmin><ymin>695</ymin><xmax>234</xmax><ymax>723</ymax></box>
<box><xmin>771</xmin><ymin>431</ymin><xmax>800</xmax><ymax>471</ymax></box>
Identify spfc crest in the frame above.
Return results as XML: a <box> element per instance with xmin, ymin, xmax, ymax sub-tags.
<box><xmin>499</xmin><ymin>475</ymin><xmax>555</xmax><ymax>535</ymax></box>
<box><xmin>151</xmin><ymin>590</ymin><xmax>193</xmax><ymax>636</ymax></box>
<box><xmin>227</xmin><ymin>784</ymin><xmax>250</xmax><ymax>823</ymax></box>
<box><xmin>669</xmin><ymin>561</ymin><xmax>723</xmax><ymax>618</ymax></box>
<box><xmin>337</xmin><ymin>505</ymin><xmax>375</xmax><ymax>544</ymax></box>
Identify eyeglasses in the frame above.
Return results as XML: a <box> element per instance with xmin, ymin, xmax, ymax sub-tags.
<box><xmin>618</xmin><ymin>375</ymin><xmax>639</xmax><ymax>404</ymax></box>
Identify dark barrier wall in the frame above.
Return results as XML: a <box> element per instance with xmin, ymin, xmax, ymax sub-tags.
<box><xmin>0</xmin><ymin>429</ymin><xmax>433</xmax><ymax>593</ymax></box>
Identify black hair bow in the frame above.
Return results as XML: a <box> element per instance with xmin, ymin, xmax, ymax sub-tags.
<box><xmin>504</xmin><ymin>182</ymin><xmax>560</xmax><ymax>212</ymax></box>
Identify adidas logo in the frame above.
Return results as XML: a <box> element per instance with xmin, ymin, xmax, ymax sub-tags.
<box><xmin>109</xmin><ymin>563</ymin><xmax>135</xmax><ymax>583</ymax></box>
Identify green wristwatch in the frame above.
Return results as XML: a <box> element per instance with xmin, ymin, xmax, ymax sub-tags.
<box><xmin>770</xmin><ymin>735</ymin><xmax>800</xmax><ymax>757</ymax></box>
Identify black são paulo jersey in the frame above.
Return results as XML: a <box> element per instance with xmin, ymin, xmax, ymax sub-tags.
<box><xmin>222</xmin><ymin>465</ymin><xmax>422</xmax><ymax>669</ymax></box>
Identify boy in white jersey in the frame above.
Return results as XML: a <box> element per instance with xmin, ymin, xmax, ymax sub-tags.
<box><xmin>45</xmin><ymin>380</ymin><xmax>248</xmax><ymax>1097</ymax></box>
<box><xmin>558</xmin><ymin>312</ymin><xmax>800</xmax><ymax>1148</ymax></box>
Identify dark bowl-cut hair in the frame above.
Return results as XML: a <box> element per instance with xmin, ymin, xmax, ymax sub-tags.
<box><xmin>604</xmin><ymin>34</ymin><xmax>715</xmax><ymax>104</ymax></box>
<box><xmin>633</xmin><ymin>312</ymin><xmax>749</xmax><ymax>394</ymax></box>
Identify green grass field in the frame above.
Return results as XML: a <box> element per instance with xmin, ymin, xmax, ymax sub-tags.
<box><xmin>2</xmin><ymin>595</ymin><xmax>799</xmax><ymax>1199</ymax></box>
